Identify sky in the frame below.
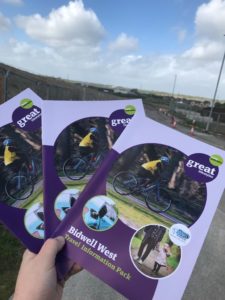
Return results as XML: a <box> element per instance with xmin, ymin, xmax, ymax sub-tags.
<box><xmin>0</xmin><ymin>0</ymin><xmax>225</xmax><ymax>100</ymax></box>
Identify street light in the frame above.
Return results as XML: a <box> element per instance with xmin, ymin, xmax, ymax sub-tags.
<box><xmin>206</xmin><ymin>36</ymin><xmax>225</xmax><ymax>132</ymax></box>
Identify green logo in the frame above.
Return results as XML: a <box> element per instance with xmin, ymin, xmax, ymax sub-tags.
<box><xmin>20</xmin><ymin>98</ymin><xmax>33</xmax><ymax>109</ymax></box>
<box><xmin>209</xmin><ymin>154</ymin><xmax>223</xmax><ymax>167</ymax></box>
<box><xmin>124</xmin><ymin>105</ymin><xmax>136</xmax><ymax>115</ymax></box>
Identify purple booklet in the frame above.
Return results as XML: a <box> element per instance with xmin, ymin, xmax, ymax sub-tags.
<box><xmin>52</xmin><ymin>116</ymin><xmax>225</xmax><ymax>300</ymax></box>
<box><xmin>0</xmin><ymin>89</ymin><xmax>44</xmax><ymax>252</ymax></box>
<box><xmin>42</xmin><ymin>99</ymin><xmax>145</xmax><ymax>239</ymax></box>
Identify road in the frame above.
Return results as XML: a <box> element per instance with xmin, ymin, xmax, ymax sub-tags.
<box><xmin>145</xmin><ymin>105</ymin><xmax>225</xmax><ymax>150</ymax></box>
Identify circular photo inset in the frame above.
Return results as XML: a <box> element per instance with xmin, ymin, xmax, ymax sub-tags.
<box><xmin>54</xmin><ymin>117</ymin><xmax>117</xmax><ymax>190</ymax></box>
<box><xmin>83</xmin><ymin>195</ymin><xmax>118</xmax><ymax>231</ymax></box>
<box><xmin>24</xmin><ymin>202</ymin><xmax>44</xmax><ymax>239</ymax></box>
<box><xmin>130</xmin><ymin>225</ymin><xmax>181</xmax><ymax>279</ymax></box>
<box><xmin>107</xmin><ymin>143</ymin><xmax>207</xmax><ymax>230</ymax></box>
<box><xmin>54</xmin><ymin>188</ymin><xmax>80</xmax><ymax>221</ymax></box>
<box><xmin>0</xmin><ymin>123</ymin><xmax>42</xmax><ymax>208</ymax></box>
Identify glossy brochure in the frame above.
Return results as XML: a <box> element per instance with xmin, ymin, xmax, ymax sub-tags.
<box><xmin>42</xmin><ymin>99</ymin><xmax>145</xmax><ymax>239</ymax></box>
<box><xmin>52</xmin><ymin>116</ymin><xmax>225</xmax><ymax>300</ymax></box>
<box><xmin>0</xmin><ymin>89</ymin><xmax>44</xmax><ymax>252</ymax></box>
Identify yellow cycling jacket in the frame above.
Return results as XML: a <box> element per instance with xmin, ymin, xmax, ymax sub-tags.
<box><xmin>141</xmin><ymin>159</ymin><xmax>161</xmax><ymax>173</ymax></box>
<box><xmin>79</xmin><ymin>133</ymin><xmax>93</xmax><ymax>148</ymax></box>
<box><xmin>4</xmin><ymin>146</ymin><xmax>17</xmax><ymax>166</ymax></box>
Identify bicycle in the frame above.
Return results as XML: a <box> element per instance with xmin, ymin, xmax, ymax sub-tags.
<box><xmin>112</xmin><ymin>171</ymin><xmax>172</xmax><ymax>213</ymax></box>
<box><xmin>63</xmin><ymin>150</ymin><xmax>106</xmax><ymax>181</ymax></box>
<box><xmin>4</xmin><ymin>162</ymin><xmax>34</xmax><ymax>201</ymax></box>
<box><xmin>0</xmin><ymin>156</ymin><xmax>41</xmax><ymax>201</ymax></box>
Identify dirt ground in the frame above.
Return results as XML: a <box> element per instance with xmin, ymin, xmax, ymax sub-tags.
<box><xmin>131</xmin><ymin>248</ymin><xmax>174</xmax><ymax>278</ymax></box>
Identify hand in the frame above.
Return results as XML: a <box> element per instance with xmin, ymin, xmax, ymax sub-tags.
<box><xmin>14</xmin><ymin>236</ymin><xmax>82</xmax><ymax>300</ymax></box>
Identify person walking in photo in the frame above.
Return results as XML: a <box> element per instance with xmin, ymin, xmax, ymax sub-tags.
<box><xmin>152</xmin><ymin>243</ymin><xmax>171</xmax><ymax>275</ymax></box>
<box><xmin>133</xmin><ymin>225</ymin><xmax>166</xmax><ymax>264</ymax></box>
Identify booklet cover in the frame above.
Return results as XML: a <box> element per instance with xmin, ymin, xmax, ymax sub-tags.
<box><xmin>52</xmin><ymin>116</ymin><xmax>225</xmax><ymax>300</ymax></box>
<box><xmin>0</xmin><ymin>89</ymin><xmax>44</xmax><ymax>252</ymax></box>
<box><xmin>42</xmin><ymin>99</ymin><xmax>145</xmax><ymax>239</ymax></box>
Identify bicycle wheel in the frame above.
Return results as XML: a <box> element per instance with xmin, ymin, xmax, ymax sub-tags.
<box><xmin>145</xmin><ymin>185</ymin><xmax>172</xmax><ymax>213</ymax></box>
<box><xmin>113</xmin><ymin>171</ymin><xmax>138</xmax><ymax>195</ymax></box>
<box><xmin>63</xmin><ymin>157</ymin><xmax>88</xmax><ymax>180</ymax></box>
<box><xmin>30</xmin><ymin>158</ymin><xmax>42</xmax><ymax>179</ymax></box>
<box><xmin>5</xmin><ymin>175</ymin><xmax>34</xmax><ymax>201</ymax></box>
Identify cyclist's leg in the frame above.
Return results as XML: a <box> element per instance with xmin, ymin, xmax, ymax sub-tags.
<box><xmin>146</xmin><ymin>172</ymin><xmax>157</xmax><ymax>185</ymax></box>
<box><xmin>9</xmin><ymin>158</ymin><xmax>26</xmax><ymax>173</ymax></box>
<box><xmin>137</xmin><ymin>167</ymin><xmax>153</xmax><ymax>186</ymax></box>
<box><xmin>79</xmin><ymin>146</ymin><xmax>93</xmax><ymax>160</ymax></box>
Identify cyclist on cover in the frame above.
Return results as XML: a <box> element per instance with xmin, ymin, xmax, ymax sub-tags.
<box><xmin>137</xmin><ymin>154</ymin><xmax>170</xmax><ymax>185</ymax></box>
<box><xmin>2</xmin><ymin>138</ymin><xmax>29</xmax><ymax>174</ymax></box>
<box><xmin>79</xmin><ymin>127</ymin><xmax>99</xmax><ymax>157</ymax></box>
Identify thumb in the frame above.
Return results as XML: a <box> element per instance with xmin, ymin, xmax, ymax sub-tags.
<box><xmin>39</xmin><ymin>236</ymin><xmax>65</xmax><ymax>269</ymax></box>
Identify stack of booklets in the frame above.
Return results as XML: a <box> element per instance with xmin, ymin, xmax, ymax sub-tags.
<box><xmin>0</xmin><ymin>88</ymin><xmax>225</xmax><ymax>300</ymax></box>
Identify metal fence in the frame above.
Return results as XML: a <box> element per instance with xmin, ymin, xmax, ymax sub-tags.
<box><xmin>0</xmin><ymin>65</ymin><xmax>123</xmax><ymax>104</ymax></box>
<box><xmin>170</xmin><ymin>100</ymin><xmax>225</xmax><ymax>134</ymax></box>
<box><xmin>1</xmin><ymin>64</ymin><xmax>224</xmax><ymax>134</ymax></box>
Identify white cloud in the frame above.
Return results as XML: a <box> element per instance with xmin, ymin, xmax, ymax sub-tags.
<box><xmin>1</xmin><ymin>0</ymin><xmax>225</xmax><ymax>99</ymax></box>
<box><xmin>185</xmin><ymin>0</ymin><xmax>225</xmax><ymax>62</ymax></box>
<box><xmin>108</xmin><ymin>33</ymin><xmax>138</xmax><ymax>53</ymax></box>
<box><xmin>15</xmin><ymin>0</ymin><xmax>105</xmax><ymax>48</ymax></box>
<box><xmin>195</xmin><ymin>0</ymin><xmax>225</xmax><ymax>41</ymax></box>
<box><xmin>1</xmin><ymin>0</ymin><xmax>23</xmax><ymax>5</ymax></box>
<box><xmin>0</xmin><ymin>11</ymin><xmax>11</xmax><ymax>31</ymax></box>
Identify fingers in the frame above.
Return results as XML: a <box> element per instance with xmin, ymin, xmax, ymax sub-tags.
<box><xmin>61</xmin><ymin>263</ymin><xmax>83</xmax><ymax>284</ymax></box>
<box><xmin>39</xmin><ymin>236</ymin><xmax>65</xmax><ymax>269</ymax></box>
<box><xmin>22</xmin><ymin>249</ymin><xmax>36</xmax><ymax>262</ymax></box>
<box><xmin>66</xmin><ymin>263</ymin><xmax>83</xmax><ymax>279</ymax></box>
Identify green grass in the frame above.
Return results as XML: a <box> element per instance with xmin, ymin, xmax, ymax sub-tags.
<box><xmin>131</xmin><ymin>236</ymin><xmax>142</xmax><ymax>249</ymax></box>
<box><xmin>0</xmin><ymin>225</ymin><xmax>24</xmax><ymax>300</ymax></box>
<box><xmin>0</xmin><ymin>182</ymin><xmax>86</xmax><ymax>300</ymax></box>
<box><xmin>65</xmin><ymin>182</ymin><xmax>85</xmax><ymax>192</ymax></box>
<box><xmin>22</xmin><ymin>191</ymin><xmax>43</xmax><ymax>209</ymax></box>
<box><xmin>167</xmin><ymin>255</ymin><xmax>179</xmax><ymax>269</ymax></box>
<box><xmin>21</xmin><ymin>182</ymin><xmax>85</xmax><ymax>210</ymax></box>
<box><xmin>108</xmin><ymin>189</ymin><xmax>173</xmax><ymax>229</ymax></box>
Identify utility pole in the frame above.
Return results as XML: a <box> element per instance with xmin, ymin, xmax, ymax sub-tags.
<box><xmin>172</xmin><ymin>74</ymin><xmax>177</xmax><ymax>97</ymax></box>
<box><xmin>206</xmin><ymin>38</ymin><xmax>225</xmax><ymax>132</ymax></box>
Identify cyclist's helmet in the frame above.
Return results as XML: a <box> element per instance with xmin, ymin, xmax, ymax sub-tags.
<box><xmin>160</xmin><ymin>156</ymin><xmax>170</xmax><ymax>164</ymax></box>
<box><xmin>90</xmin><ymin>127</ymin><xmax>98</xmax><ymax>134</ymax></box>
<box><xmin>3</xmin><ymin>138</ymin><xmax>13</xmax><ymax>146</ymax></box>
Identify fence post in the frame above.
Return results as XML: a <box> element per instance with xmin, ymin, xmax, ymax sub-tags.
<box><xmin>0</xmin><ymin>70</ymin><xmax>4</xmax><ymax>104</ymax></box>
<box><xmin>4</xmin><ymin>70</ymin><xmax>10</xmax><ymax>102</ymax></box>
<box><xmin>215</xmin><ymin>113</ymin><xmax>221</xmax><ymax>131</ymax></box>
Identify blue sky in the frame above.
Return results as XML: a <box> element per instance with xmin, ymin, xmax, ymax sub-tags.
<box><xmin>0</xmin><ymin>0</ymin><xmax>225</xmax><ymax>99</ymax></box>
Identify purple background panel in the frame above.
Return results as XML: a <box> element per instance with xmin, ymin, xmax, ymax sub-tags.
<box><xmin>51</xmin><ymin>149</ymin><xmax>158</xmax><ymax>300</ymax></box>
<box><xmin>43</xmin><ymin>146</ymin><xmax>66</xmax><ymax>239</ymax></box>
<box><xmin>12</xmin><ymin>105</ymin><xmax>42</xmax><ymax>131</ymax></box>
<box><xmin>184</xmin><ymin>153</ymin><xmax>219</xmax><ymax>183</ymax></box>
